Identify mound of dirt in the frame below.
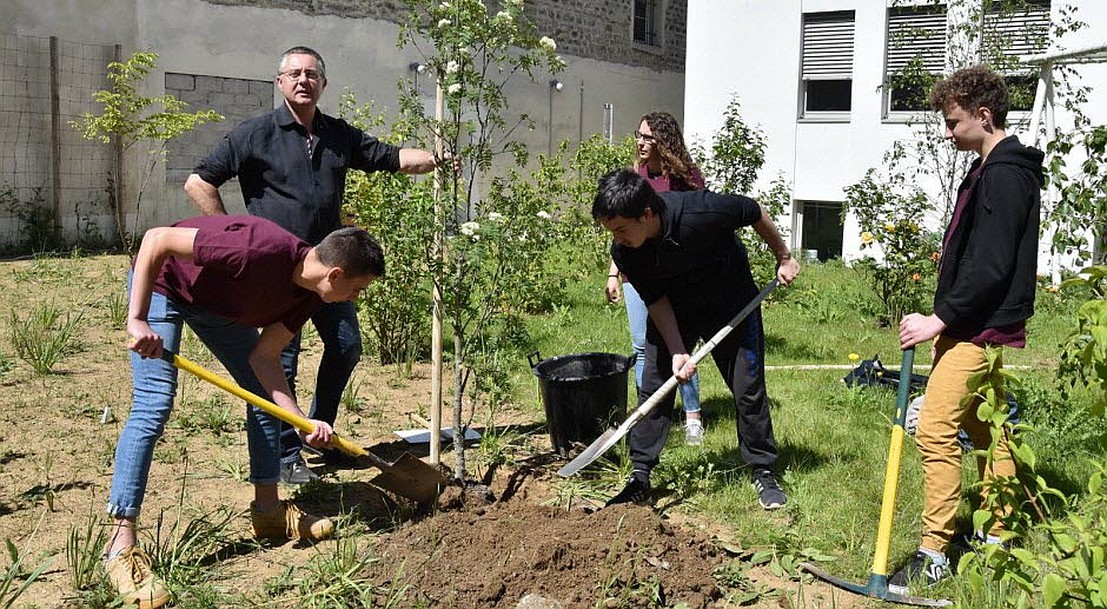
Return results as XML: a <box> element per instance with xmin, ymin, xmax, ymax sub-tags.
<box><xmin>363</xmin><ymin>487</ymin><xmax>724</xmax><ymax>608</ymax></box>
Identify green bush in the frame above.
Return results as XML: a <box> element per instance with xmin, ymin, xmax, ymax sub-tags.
<box><xmin>843</xmin><ymin>169</ymin><xmax>940</xmax><ymax>325</ymax></box>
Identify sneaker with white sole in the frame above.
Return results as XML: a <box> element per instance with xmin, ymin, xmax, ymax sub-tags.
<box><xmin>684</xmin><ymin>419</ymin><xmax>704</xmax><ymax>446</ymax></box>
<box><xmin>104</xmin><ymin>546</ymin><xmax>171</xmax><ymax>609</ymax></box>
<box><xmin>888</xmin><ymin>550</ymin><xmax>951</xmax><ymax>594</ymax></box>
<box><xmin>752</xmin><ymin>468</ymin><xmax>787</xmax><ymax>510</ymax></box>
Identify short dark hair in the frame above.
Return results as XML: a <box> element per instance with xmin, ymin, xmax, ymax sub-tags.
<box><xmin>929</xmin><ymin>65</ymin><xmax>1010</xmax><ymax>128</ymax></box>
<box><xmin>279</xmin><ymin>46</ymin><xmax>326</xmax><ymax>79</ymax></box>
<box><xmin>315</xmin><ymin>227</ymin><xmax>384</xmax><ymax>278</ymax></box>
<box><xmin>591</xmin><ymin>169</ymin><xmax>663</xmax><ymax>220</ymax></box>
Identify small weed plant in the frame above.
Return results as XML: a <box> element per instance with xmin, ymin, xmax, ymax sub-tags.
<box><xmin>8</xmin><ymin>303</ymin><xmax>84</xmax><ymax>374</ymax></box>
<box><xmin>1</xmin><ymin>519</ymin><xmax>52</xmax><ymax>609</ymax></box>
<box><xmin>66</xmin><ymin>511</ymin><xmax>109</xmax><ymax>592</ymax></box>
<box><xmin>175</xmin><ymin>395</ymin><xmax>239</xmax><ymax>437</ymax></box>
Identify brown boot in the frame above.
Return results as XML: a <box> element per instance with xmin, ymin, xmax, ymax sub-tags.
<box><xmin>104</xmin><ymin>546</ymin><xmax>171</xmax><ymax>609</ymax></box>
<box><xmin>250</xmin><ymin>500</ymin><xmax>334</xmax><ymax>541</ymax></box>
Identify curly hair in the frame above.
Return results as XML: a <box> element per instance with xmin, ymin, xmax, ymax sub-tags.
<box><xmin>928</xmin><ymin>65</ymin><xmax>1009</xmax><ymax>128</ymax></box>
<box><xmin>639</xmin><ymin>111</ymin><xmax>700</xmax><ymax>183</ymax></box>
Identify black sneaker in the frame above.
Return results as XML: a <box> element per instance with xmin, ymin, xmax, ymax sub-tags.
<box><xmin>888</xmin><ymin>550</ymin><xmax>951</xmax><ymax>594</ymax></box>
<box><xmin>605</xmin><ymin>476</ymin><xmax>651</xmax><ymax>507</ymax></box>
<box><xmin>752</xmin><ymin>468</ymin><xmax>787</xmax><ymax>510</ymax></box>
<box><xmin>280</xmin><ymin>459</ymin><xmax>320</xmax><ymax>485</ymax></box>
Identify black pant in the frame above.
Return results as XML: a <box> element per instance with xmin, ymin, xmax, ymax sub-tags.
<box><xmin>278</xmin><ymin>300</ymin><xmax>363</xmax><ymax>464</ymax></box>
<box><xmin>628</xmin><ymin>306</ymin><xmax>777</xmax><ymax>477</ymax></box>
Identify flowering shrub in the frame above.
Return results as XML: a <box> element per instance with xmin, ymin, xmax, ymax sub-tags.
<box><xmin>365</xmin><ymin>0</ymin><xmax>566</xmax><ymax>477</ymax></box>
<box><xmin>844</xmin><ymin>169</ymin><xmax>940</xmax><ymax>325</ymax></box>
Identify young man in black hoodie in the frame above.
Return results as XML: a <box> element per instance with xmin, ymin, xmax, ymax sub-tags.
<box><xmin>891</xmin><ymin>65</ymin><xmax>1044</xmax><ymax>593</ymax></box>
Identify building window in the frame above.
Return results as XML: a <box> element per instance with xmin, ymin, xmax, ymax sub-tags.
<box><xmin>797</xmin><ymin>201</ymin><xmax>844</xmax><ymax>262</ymax></box>
<box><xmin>800</xmin><ymin>11</ymin><xmax>855</xmax><ymax>117</ymax></box>
<box><xmin>884</xmin><ymin>4</ymin><xmax>947</xmax><ymax>114</ymax></box>
<box><xmin>984</xmin><ymin>0</ymin><xmax>1050</xmax><ymax>111</ymax></box>
<box><xmin>633</xmin><ymin>0</ymin><xmax>661</xmax><ymax>47</ymax></box>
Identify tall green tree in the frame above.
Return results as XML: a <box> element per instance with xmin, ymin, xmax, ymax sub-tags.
<box><xmin>71</xmin><ymin>51</ymin><xmax>221</xmax><ymax>249</ymax></box>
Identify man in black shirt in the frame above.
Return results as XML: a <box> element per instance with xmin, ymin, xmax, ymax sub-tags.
<box><xmin>592</xmin><ymin>169</ymin><xmax>800</xmax><ymax>509</ymax></box>
<box><xmin>185</xmin><ymin>46</ymin><xmax>444</xmax><ymax>484</ymax></box>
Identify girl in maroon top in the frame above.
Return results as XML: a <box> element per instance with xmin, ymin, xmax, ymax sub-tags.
<box><xmin>604</xmin><ymin>111</ymin><xmax>707</xmax><ymax>446</ymax></box>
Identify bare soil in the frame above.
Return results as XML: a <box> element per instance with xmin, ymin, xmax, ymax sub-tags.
<box><xmin>0</xmin><ymin>254</ymin><xmax>865</xmax><ymax>608</ymax></box>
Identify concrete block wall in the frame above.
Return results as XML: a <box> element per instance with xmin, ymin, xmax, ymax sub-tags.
<box><xmin>164</xmin><ymin>73</ymin><xmax>274</xmax><ymax>184</ymax></box>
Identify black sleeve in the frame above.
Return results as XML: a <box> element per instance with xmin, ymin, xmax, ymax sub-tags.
<box><xmin>193</xmin><ymin>125</ymin><xmax>247</xmax><ymax>187</ymax></box>
<box><xmin>934</xmin><ymin>166</ymin><xmax>1036</xmax><ymax>326</ymax></box>
<box><xmin>349</xmin><ymin>122</ymin><xmax>401</xmax><ymax>173</ymax></box>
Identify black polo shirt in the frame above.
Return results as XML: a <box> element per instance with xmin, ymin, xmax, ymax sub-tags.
<box><xmin>193</xmin><ymin>104</ymin><xmax>401</xmax><ymax>244</ymax></box>
<box><xmin>612</xmin><ymin>189</ymin><xmax>762</xmax><ymax>331</ymax></box>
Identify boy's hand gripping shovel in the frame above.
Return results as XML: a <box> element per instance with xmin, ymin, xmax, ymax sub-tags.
<box><xmin>162</xmin><ymin>351</ymin><xmax>446</xmax><ymax>504</ymax></box>
<box><xmin>557</xmin><ymin>279</ymin><xmax>778</xmax><ymax>478</ymax></box>
<box><xmin>800</xmin><ymin>347</ymin><xmax>952</xmax><ymax>606</ymax></box>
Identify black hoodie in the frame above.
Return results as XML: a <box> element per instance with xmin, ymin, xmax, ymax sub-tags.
<box><xmin>935</xmin><ymin>135</ymin><xmax>1045</xmax><ymax>340</ymax></box>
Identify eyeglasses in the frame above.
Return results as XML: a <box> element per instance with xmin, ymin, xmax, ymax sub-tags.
<box><xmin>279</xmin><ymin>69</ymin><xmax>323</xmax><ymax>82</ymax></box>
<box><xmin>634</xmin><ymin>130</ymin><xmax>656</xmax><ymax>143</ymax></box>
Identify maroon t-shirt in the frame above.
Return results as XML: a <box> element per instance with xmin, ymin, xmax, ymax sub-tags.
<box><xmin>154</xmin><ymin>215</ymin><xmax>322</xmax><ymax>332</ymax></box>
<box><xmin>637</xmin><ymin>163</ymin><xmax>705</xmax><ymax>193</ymax></box>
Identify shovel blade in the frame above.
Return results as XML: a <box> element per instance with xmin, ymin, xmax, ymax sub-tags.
<box><xmin>367</xmin><ymin>452</ymin><xmax>446</xmax><ymax>505</ymax></box>
<box><xmin>556</xmin><ymin>428</ymin><xmax>621</xmax><ymax>477</ymax></box>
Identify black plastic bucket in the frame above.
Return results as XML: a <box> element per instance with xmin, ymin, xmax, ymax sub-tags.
<box><xmin>529</xmin><ymin>351</ymin><xmax>635</xmax><ymax>456</ymax></box>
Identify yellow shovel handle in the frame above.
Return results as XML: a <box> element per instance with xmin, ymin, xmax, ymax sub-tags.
<box><xmin>164</xmin><ymin>351</ymin><xmax>366</xmax><ymax>458</ymax></box>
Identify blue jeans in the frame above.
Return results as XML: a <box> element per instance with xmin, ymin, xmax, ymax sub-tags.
<box><xmin>623</xmin><ymin>282</ymin><xmax>700</xmax><ymax>413</ymax></box>
<box><xmin>107</xmin><ymin>279</ymin><xmax>282</xmax><ymax>519</ymax></box>
<box><xmin>278</xmin><ymin>300</ymin><xmax>362</xmax><ymax>465</ymax></box>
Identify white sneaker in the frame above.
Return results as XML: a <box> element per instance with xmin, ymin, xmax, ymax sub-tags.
<box><xmin>684</xmin><ymin>419</ymin><xmax>704</xmax><ymax>446</ymax></box>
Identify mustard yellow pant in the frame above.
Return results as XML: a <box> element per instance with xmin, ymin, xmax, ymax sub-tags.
<box><xmin>917</xmin><ymin>337</ymin><xmax>1016</xmax><ymax>554</ymax></box>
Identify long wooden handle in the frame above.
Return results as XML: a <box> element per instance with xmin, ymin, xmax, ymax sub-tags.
<box><xmin>870</xmin><ymin>347</ymin><xmax>915</xmax><ymax>576</ymax></box>
<box><xmin>163</xmin><ymin>351</ymin><xmax>367</xmax><ymax>458</ymax></box>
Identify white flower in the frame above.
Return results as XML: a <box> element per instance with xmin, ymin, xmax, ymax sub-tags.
<box><xmin>536</xmin><ymin>210</ymin><xmax>552</xmax><ymax>220</ymax></box>
<box><xmin>445</xmin><ymin>60</ymin><xmax>459</xmax><ymax>74</ymax></box>
<box><xmin>495</xmin><ymin>10</ymin><xmax>512</xmax><ymax>21</ymax></box>
<box><xmin>448</xmin><ymin>83</ymin><xmax>462</xmax><ymax>95</ymax></box>
<box><xmin>437</xmin><ymin>18</ymin><xmax>451</xmax><ymax>28</ymax></box>
<box><xmin>539</xmin><ymin>36</ymin><xmax>557</xmax><ymax>52</ymax></box>
<box><xmin>439</xmin><ymin>1</ymin><xmax>449</xmax><ymax>8</ymax></box>
<box><xmin>460</xmin><ymin>221</ymin><xmax>480</xmax><ymax>236</ymax></box>
<box><xmin>488</xmin><ymin>212</ymin><xmax>504</xmax><ymax>222</ymax></box>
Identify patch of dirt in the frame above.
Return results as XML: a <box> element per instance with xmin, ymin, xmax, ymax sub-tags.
<box><xmin>369</xmin><ymin>483</ymin><xmax>723</xmax><ymax>608</ymax></box>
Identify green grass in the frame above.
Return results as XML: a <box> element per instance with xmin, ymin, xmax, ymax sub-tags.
<box><xmin>521</xmin><ymin>258</ymin><xmax>1098</xmax><ymax>604</ymax></box>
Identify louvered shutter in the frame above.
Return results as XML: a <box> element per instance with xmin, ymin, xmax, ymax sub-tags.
<box><xmin>983</xmin><ymin>0</ymin><xmax>1050</xmax><ymax>60</ymax></box>
<box><xmin>802</xmin><ymin>12</ymin><xmax>855</xmax><ymax>80</ymax></box>
<box><xmin>886</xmin><ymin>5</ymin><xmax>946</xmax><ymax>74</ymax></box>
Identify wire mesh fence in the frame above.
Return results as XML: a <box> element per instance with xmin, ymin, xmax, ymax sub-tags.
<box><xmin>0</xmin><ymin>33</ymin><xmax>116</xmax><ymax>252</ymax></box>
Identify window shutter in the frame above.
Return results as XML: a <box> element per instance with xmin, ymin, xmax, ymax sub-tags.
<box><xmin>886</xmin><ymin>6</ymin><xmax>946</xmax><ymax>74</ymax></box>
<box><xmin>983</xmin><ymin>0</ymin><xmax>1050</xmax><ymax>60</ymax></box>
<box><xmin>802</xmin><ymin>11</ymin><xmax>855</xmax><ymax>80</ymax></box>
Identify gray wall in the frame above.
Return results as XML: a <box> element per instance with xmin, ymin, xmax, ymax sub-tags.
<box><xmin>1</xmin><ymin>0</ymin><xmax>686</xmax><ymax>246</ymax></box>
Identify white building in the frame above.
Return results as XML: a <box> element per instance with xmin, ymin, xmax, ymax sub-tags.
<box><xmin>685</xmin><ymin>0</ymin><xmax>1107</xmax><ymax>270</ymax></box>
